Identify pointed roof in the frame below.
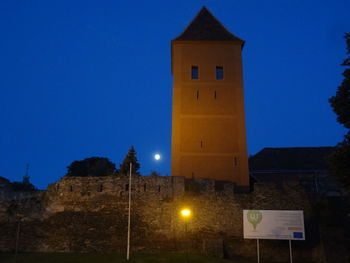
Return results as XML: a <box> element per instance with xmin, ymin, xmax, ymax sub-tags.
<box><xmin>174</xmin><ymin>7</ymin><xmax>244</xmax><ymax>43</ymax></box>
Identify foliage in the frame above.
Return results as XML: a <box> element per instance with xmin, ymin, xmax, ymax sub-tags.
<box><xmin>329</xmin><ymin>33</ymin><xmax>350</xmax><ymax>129</ymax></box>
<box><xmin>150</xmin><ymin>170</ymin><xmax>161</xmax><ymax>176</ymax></box>
<box><xmin>66</xmin><ymin>157</ymin><xmax>116</xmax><ymax>177</ymax></box>
<box><xmin>328</xmin><ymin>132</ymin><xmax>350</xmax><ymax>189</ymax></box>
<box><xmin>0</xmin><ymin>176</ymin><xmax>10</xmax><ymax>183</ymax></box>
<box><xmin>11</xmin><ymin>175</ymin><xmax>37</xmax><ymax>191</ymax></box>
<box><xmin>119</xmin><ymin>146</ymin><xmax>140</xmax><ymax>175</ymax></box>
<box><xmin>328</xmin><ymin>33</ymin><xmax>350</xmax><ymax>189</ymax></box>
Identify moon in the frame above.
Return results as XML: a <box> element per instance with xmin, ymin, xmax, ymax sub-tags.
<box><xmin>154</xmin><ymin>154</ymin><xmax>161</xmax><ymax>161</ymax></box>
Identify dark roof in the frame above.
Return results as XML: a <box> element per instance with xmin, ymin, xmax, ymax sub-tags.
<box><xmin>249</xmin><ymin>147</ymin><xmax>334</xmax><ymax>172</ymax></box>
<box><xmin>173</xmin><ymin>7</ymin><xmax>244</xmax><ymax>43</ymax></box>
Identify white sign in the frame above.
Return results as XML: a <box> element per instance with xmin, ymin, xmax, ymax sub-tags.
<box><xmin>243</xmin><ymin>210</ymin><xmax>305</xmax><ymax>240</ymax></box>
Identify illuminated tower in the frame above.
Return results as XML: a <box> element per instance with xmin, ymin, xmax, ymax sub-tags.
<box><xmin>171</xmin><ymin>7</ymin><xmax>249</xmax><ymax>191</ymax></box>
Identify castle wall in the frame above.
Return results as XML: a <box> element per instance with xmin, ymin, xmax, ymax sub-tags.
<box><xmin>0</xmin><ymin>175</ymin><xmax>323</xmax><ymax>262</ymax></box>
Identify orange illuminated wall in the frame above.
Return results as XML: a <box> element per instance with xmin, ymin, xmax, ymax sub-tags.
<box><xmin>171</xmin><ymin>7</ymin><xmax>249</xmax><ymax>190</ymax></box>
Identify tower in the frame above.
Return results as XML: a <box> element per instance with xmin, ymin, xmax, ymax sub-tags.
<box><xmin>171</xmin><ymin>7</ymin><xmax>249</xmax><ymax>190</ymax></box>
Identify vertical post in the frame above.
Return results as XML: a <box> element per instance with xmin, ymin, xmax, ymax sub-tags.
<box><xmin>257</xmin><ymin>239</ymin><xmax>260</xmax><ymax>263</ymax></box>
<box><xmin>126</xmin><ymin>162</ymin><xmax>132</xmax><ymax>261</ymax></box>
<box><xmin>289</xmin><ymin>239</ymin><xmax>293</xmax><ymax>263</ymax></box>
<box><xmin>185</xmin><ymin>221</ymin><xmax>189</xmax><ymax>263</ymax></box>
<box><xmin>14</xmin><ymin>217</ymin><xmax>21</xmax><ymax>263</ymax></box>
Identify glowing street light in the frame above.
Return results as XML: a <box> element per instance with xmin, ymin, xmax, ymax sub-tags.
<box><xmin>180</xmin><ymin>208</ymin><xmax>191</xmax><ymax>263</ymax></box>
<box><xmin>154</xmin><ymin>153</ymin><xmax>161</xmax><ymax>161</ymax></box>
<box><xmin>181</xmin><ymin>209</ymin><xmax>191</xmax><ymax>217</ymax></box>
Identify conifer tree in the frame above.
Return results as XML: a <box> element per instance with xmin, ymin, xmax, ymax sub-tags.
<box><xmin>328</xmin><ymin>33</ymin><xmax>350</xmax><ymax>189</ymax></box>
<box><xmin>119</xmin><ymin>146</ymin><xmax>140</xmax><ymax>175</ymax></box>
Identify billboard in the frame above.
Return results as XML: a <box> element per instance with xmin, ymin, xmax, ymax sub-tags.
<box><xmin>243</xmin><ymin>210</ymin><xmax>305</xmax><ymax>240</ymax></box>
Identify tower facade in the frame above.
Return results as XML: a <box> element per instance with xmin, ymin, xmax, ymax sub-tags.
<box><xmin>171</xmin><ymin>7</ymin><xmax>249</xmax><ymax>190</ymax></box>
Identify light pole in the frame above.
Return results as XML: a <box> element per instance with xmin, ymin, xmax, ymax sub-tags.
<box><xmin>126</xmin><ymin>162</ymin><xmax>132</xmax><ymax>261</ymax></box>
<box><xmin>181</xmin><ymin>209</ymin><xmax>191</xmax><ymax>263</ymax></box>
<box><xmin>14</xmin><ymin>213</ymin><xmax>23</xmax><ymax>263</ymax></box>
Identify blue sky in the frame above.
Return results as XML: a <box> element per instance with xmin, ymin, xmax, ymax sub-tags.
<box><xmin>0</xmin><ymin>0</ymin><xmax>349</xmax><ymax>189</ymax></box>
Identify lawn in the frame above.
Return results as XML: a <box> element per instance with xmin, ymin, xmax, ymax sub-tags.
<box><xmin>0</xmin><ymin>253</ymin><xmax>239</xmax><ymax>263</ymax></box>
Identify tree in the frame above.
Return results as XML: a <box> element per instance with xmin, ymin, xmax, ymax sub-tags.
<box><xmin>328</xmin><ymin>133</ymin><xmax>350</xmax><ymax>189</ymax></box>
<box><xmin>11</xmin><ymin>175</ymin><xmax>37</xmax><ymax>191</ymax></box>
<box><xmin>328</xmin><ymin>33</ymin><xmax>350</xmax><ymax>189</ymax></box>
<box><xmin>119</xmin><ymin>146</ymin><xmax>140</xmax><ymax>175</ymax></box>
<box><xmin>66</xmin><ymin>157</ymin><xmax>116</xmax><ymax>177</ymax></box>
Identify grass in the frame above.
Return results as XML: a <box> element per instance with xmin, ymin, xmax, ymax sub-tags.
<box><xmin>0</xmin><ymin>253</ymin><xmax>238</xmax><ymax>263</ymax></box>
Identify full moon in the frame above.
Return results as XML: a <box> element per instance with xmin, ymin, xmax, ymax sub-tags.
<box><xmin>154</xmin><ymin>154</ymin><xmax>161</xmax><ymax>161</ymax></box>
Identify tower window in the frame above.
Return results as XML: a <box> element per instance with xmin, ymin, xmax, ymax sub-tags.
<box><xmin>216</xmin><ymin>66</ymin><xmax>223</xmax><ymax>80</ymax></box>
<box><xmin>191</xmin><ymin>66</ymin><xmax>199</xmax><ymax>79</ymax></box>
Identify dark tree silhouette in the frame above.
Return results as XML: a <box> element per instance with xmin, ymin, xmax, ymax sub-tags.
<box><xmin>66</xmin><ymin>157</ymin><xmax>116</xmax><ymax>177</ymax></box>
<box><xmin>11</xmin><ymin>175</ymin><xmax>37</xmax><ymax>191</ymax></box>
<box><xmin>119</xmin><ymin>146</ymin><xmax>140</xmax><ymax>175</ymax></box>
<box><xmin>328</xmin><ymin>33</ymin><xmax>350</xmax><ymax>189</ymax></box>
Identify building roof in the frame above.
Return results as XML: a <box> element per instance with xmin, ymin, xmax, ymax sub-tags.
<box><xmin>173</xmin><ymin>7</ymin><xmax>244</xmax><ymax>43</ymax></box>
<box><xmin>249</xmin><ymin>147</ymin><xmax>334</xmax><ymax>172</ymax></box>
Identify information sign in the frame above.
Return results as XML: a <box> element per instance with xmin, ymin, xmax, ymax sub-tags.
<box><xmin>243</xmin><ymin>210</ymin><xmax>305</xmax><ymax>240</ymax></box>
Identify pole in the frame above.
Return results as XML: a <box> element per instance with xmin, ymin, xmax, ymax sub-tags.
<box><xmin>256</xmin><ymin>239</ymin><xmax>260</xmax><ymax>263</ymax></box>
<box><xmin>14</xmin><ymin>217</ymin><xmax>21</xmax><ymax>263</ymax></box>
<box><xmin>126</xmin><ymin>162</ymin><xmax>132</xmax><ymax>261</ymax></box>
<box><xmin>185</xmin><ymin>221</ymin><xmax>189</xmax><ymax>263</ymax></box>
<box><xmin>289</xmin><ymin>239</ymin><xmax>293</xmax><ymax>263</ymax></box>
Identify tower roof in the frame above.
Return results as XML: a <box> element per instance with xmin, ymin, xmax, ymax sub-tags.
<box><xmin>173</xmin><ymin>7</ymin><xmax>244</xmax><ymax>43</ymax></box>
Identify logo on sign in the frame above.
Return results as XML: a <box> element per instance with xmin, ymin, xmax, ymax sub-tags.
<box><xmin>247</xmin><ymin>210</ymin><xmax>262</xmax><ymax>230</ymax></box>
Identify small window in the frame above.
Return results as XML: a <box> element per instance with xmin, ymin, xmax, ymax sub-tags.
<box><xmin>191</xmin><ymin>66</ymin><xmax>199</xmax><ymax>79</ymax></box>
<box><xmin>158</xmin><ymin>186</ymin><xmax>161</xmax><ymax>193</ymax></box>
<box><xmin>216</xmin><ymin>66</ymin><xmax>223</xmax><ymax>80</ymax></box>
<box><xmin>144</xmin><ymin>183</ymin><xmax>147</xmax><ymax>192</ymax></box>
<box><xmin>125</xmin><ymin>184</ymin><xmax>129</xmax><ymax>191</ymax></box>
<box><xmin>99</xmin><ymin>184</ymin><xmax>103</xmax><ymax>192</ymax></box>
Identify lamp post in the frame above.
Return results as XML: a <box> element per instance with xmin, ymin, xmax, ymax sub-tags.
<box><xmin>181</xmin><ymin>209</ymin><xmax>191</xmax><ymax>263</ymax></box>
<box><xmin>126</xmin><ymin>162</ymin><xmax>132</xmax><ymax>261</ymax></box>
<box><xmin>14</xmin><ymin>213</ymin><xmax>23</xmax><ymax>263</ymax></box>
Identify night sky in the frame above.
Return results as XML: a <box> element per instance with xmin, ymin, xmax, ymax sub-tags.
<box><xmin>1</xmin><ymin>0</ymin><xmax>349</xmax><ymax>189</ymax></box>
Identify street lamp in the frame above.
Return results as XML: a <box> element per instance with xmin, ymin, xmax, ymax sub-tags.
<box><xmin>180</xmin><ymin>208</ymin><xmax>191</xmax><ymax>263</ymax></box>
<box><xmin>14</xmin><ymin>213</ymin><xmax>24</xmax><ymax>263</ymax></box>
<box><xmin>126</xmin><ymin>162</ymin><xmax>132</xmax><ymax>261</ymax></box>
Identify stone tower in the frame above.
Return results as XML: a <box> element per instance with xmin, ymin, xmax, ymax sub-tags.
<box><xmin>171</xmin><ymin>7</ymin><xmax>249</xmax><ymax>191</ymax></box>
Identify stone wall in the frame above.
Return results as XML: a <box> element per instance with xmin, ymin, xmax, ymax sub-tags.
<box><xmin>0</xmin><ymin>175</ymin><xmax>324</xmax><ymax>262</ymax></box>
